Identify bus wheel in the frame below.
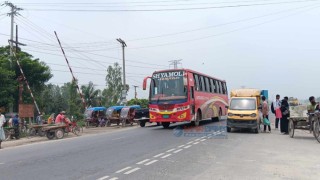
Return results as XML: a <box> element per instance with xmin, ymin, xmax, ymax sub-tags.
<box><xmin>162</xmin><ymin>122</ymin><xmax>170</xmax><ymax>129</ymax></box>
<box><xmin>194</xmin><ymin>111</ymin><xmax>201</xmax><ymax>126</ymax></box>
<box><xmin>227</xmin><ymin>127</ymin><xmax>231</xmax><ymax>132</ymax></box>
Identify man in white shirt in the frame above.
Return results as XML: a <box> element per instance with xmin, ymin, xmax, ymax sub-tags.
<box><xmin>271</xmin><ymin>94</ymin><xmax>282</xmax><ymax>129</ymax></box>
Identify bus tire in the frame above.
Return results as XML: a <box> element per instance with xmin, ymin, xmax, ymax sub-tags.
<box><xmin>162</xmin><ymin>122</ymin><xmax>170</xmax><ymax>129</ymax></box>
<box><xmin>227</xmin><ymin>127</ymin><xmax>231</xmax><ymax>132</ymax></box>
<box><xmin>194</xmin><ymin>111</ymin><xmax>201</xmax><ymax>126</ymax></box>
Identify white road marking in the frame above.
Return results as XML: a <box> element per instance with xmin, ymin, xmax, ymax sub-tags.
<box><xmin>124</xmin><ymin>167</ymin><xmax>140</xmax><ymax>175</ymax></box>
<box><xmin>136</xmin><ymin>159</ymin><xmax>150</xmax><ymax>165</ymax></box>
<box><xmin>195</xmin><ymin>138</ymin><xmax>202</xmax><ymax>141</ymax></box>
<box><xmin>187</xmin><ymin>141</ymin><xmax>194</xmax><ymax>144</ymax></box>
<box><xmin>116</xmin><ymin>167</ymin><xmax>131</xmax><ymax>173</ymax></box>
<box><xmin>154</xmin><ymin>153</ymin><xmax>165</xmax><ymax>158</ymax></box>
<box><xmin>167</xmin><ymin>148</ymin><xmax>176</xmax><ymax>152</ymax></box>
<box><xmin>96</xmin><ymin>176</ymin><xmax>109</xmax><ymax>180</ymax></box>
<box><xmin>200</xmin><ymin>136</ymin><xmax>206</xmax><ymax>139</ymax></box>
<box><xmin>161</xmin><ymin>154</ymin><xmax>172</xmax><ymax>159</ymax></box>
<box><xmin>200</xmin><ymin>139</ymin><xmax>207</xmax><ymax>142</ymax></box>
<box><xmin>0</xmin><ymin>163</ymin><xmax>5</xmax><ymax>165</ymax></box>
<box><xmin>173</xmin><ymin>149</ymin><xmax>183</xmax><ymax>153</ymax></box>
<box><xmin>193</xmin><ymin>142</ymin><xmax>199</xmax><ymax>145</ymax></box>
<box><xmin>144</xmin><ymin>160</ymin><xmax>158</xmax><ymax>166</ymax></box>
<box><xmin>178</xmin><ymin>145</ymin><xmax>185</xmax><ymax>148</ymax></box>
<box><xmin>109</xmin><ymin>178</ymin><xmax>119</xmax><ymax>180</ymax></box>
<box><xmin>184</xmin><ymin>145</ymin><xmax>192</xmax><ymax>149</ymax></box>
<box><xmin>112</xmin><ymin>137</ymin><xmax>124</xmax><ymax>141</ymax></box>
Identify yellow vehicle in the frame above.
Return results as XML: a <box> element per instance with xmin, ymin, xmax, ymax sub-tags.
<box><xmin>226</xmin><ymin>89</ymin><xmax>262</xmax><ymax>133</ymax></box>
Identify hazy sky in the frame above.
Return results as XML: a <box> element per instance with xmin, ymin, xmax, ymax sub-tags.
<box><xmin>1</xmin><ymin>0</ymin><xmax>320</xmax><ymax>101</ymax></box>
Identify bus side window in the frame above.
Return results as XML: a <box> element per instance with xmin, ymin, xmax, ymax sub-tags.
<box><xmin>210</xmin><ymin>79</ymin><xmax>215</xmax><ymax>93</ymax></box>
<box><xmin>215</xmin><ymin>80</ymin><xmax>220</xmax><ymax>94</ymax></box>
<box><xmin>194</xmin><ymin>74</ymin><xmax>200</xmax><ymax>91</ymax></box>
<box><xmin>224</xmin><ymin>82</ymin><xmax>228</xmax><ymax>94</ymax></box>
<box><xmin>200</xmin><ymin>76</ymin><xmax>205</xmax><ymax>92</ymax></box>
<box><xmin>223</xmin><ymin>82</ymin><xmax>227</xmax><ymax>94</ymax></box>
<box><xmin>205</xmin><ymin>77</ymin><xmax>210</xmax><ymax>92</ymax></box>
<box><xmin>219</xmin><ymin>81</ymin><xmax>223</xmax><ymax>94</ymax></box>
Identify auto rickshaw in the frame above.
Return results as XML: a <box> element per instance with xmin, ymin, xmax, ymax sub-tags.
<box><xmin>106</xmin><ymin>106</ymin><xmax>124</xmax><ymax>126</ymax></box>
<box><xmin>84</xmin><ymin>107</ymin><xmax>107</xmax><ymax>127</ymax></box>
<box><xmin>120</xmin><ymin>105</ymin><xmax>141</xmax><ymax>127</ymax></box>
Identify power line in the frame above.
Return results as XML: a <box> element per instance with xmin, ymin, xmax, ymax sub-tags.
<box><xmin>128</xmin><ymin>4</ymin><xmax>320</xmax><ymax>49</ymax></box>
<box><xmin>127</xmin><ymin>3</ymin><xmax>320</xmax><ymax>42</ymax></box>
<box><xmin>23</xmin><ymin>0</ymin><xmax>320</xmax><ymax>12</ymax></box>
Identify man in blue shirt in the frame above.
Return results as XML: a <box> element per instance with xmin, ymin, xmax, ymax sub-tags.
<box><xmin>12</xmin><ymin>115</ymin><xmax>20</xmax><ymax>139</ymax></box>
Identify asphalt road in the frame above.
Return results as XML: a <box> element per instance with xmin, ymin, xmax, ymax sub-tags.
<box><xmin>1</xmin><ymin>117</ymin><xmax>320</xmax><ymax>180</ymax></box>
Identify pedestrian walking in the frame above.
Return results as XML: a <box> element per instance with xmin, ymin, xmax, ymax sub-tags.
<box><xmin>12</xmin><ymin>115</ymin><xmax>20</xmax><ymax>139</ymax></box>
<box><xmin>262</xmin><ymin>96</ymin><xmax>271</xmax><ymax>132</ymax></box>
<box><xmin>0</xmin><ymin>112</ymin><xmax>6</xmax><ymax>149</ymax></box>
<box><xmin>280</xmin><ymin>96</ymin><xmax>290</xmax><ymax>134</ymax></box>
<box><xmin>271</xmin><ymin>94</ymin><xmax>282</xmax><ymax>129</ymax></box>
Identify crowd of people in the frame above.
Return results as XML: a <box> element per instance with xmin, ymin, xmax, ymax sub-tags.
<box><xmin>262</xmin><ymin>95</ymin><xmax>319</xmax><ymax>134</ymax></box>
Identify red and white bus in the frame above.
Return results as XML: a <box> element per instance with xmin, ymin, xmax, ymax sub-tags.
<box><xmin>143</xmin><ymin>69</ymin><xmax>229</xmax><ymax>128</ymax></box>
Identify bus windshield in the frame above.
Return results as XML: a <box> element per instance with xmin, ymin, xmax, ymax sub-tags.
<box><xmin>150</xmin><ymin>71</ymin><xmax>187</xmax><ymax>103</ymax></box>
<box><xmin>230</xmin><ymin>98</ymin><xmax>256</xmax><ymax>110</ymax></box>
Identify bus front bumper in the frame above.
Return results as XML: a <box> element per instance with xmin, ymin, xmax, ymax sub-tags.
<box><xmin>227</xmin><ymin>119</ymin><xmax>258</xmax><ymax>129</ymax></box>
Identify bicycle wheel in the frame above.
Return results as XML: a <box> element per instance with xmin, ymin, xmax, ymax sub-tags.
<box><xmin>313</xmin><ymin>120</ymin><xmax>320</xmax><ymax>143</ymax></box>
<box><xmin>73</xmin><ymin>126</ymin><xmax>81</xmax><ymax>136</ymax></box>
<box><xmin>28</xmin><ymin>128</ymin><xmax>36</xmax><ymax>136</ymax></box>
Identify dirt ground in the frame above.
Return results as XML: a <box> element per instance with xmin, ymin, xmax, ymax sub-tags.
<box><xmin>2</xmin><ymin>124</ymin><xmax>140</xmax><ymax>149</ymax></box>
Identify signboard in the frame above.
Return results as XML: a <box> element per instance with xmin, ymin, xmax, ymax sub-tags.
<box><xmin>152</xmin><ymin>71</ymin><xmax>184</xmax><ymax>81</ymax></box>
<box><xmin>19</xmin><ymin>104</ymin><xmax>34</xmax><ymax>118</ymax></box>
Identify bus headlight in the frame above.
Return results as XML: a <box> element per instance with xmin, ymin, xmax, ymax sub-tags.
<box><xmin>149</xmin><ymin>108</ymin><xmax>159</xmax><ymax>112</ymax></box>
<box><xmin>250</xmin><ymin>113</ymin><xmax>257</xmax><ymax>117</ymax></box>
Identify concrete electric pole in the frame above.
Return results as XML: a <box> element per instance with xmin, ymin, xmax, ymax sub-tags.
<box><xmin>116</xmin><ymin>38</ymin><xmax>127</xmax><ymax>104</ymax></box>
<box><xmin>4</xmin><ymin>1</ymin><xmax>23</xmax><ymax>65</ymax></box>
<box><xmin>133</xmin><ymin>85</ymin><xmax>138</xmax><ymax>99</ymax></box>
<box><xmin>169</xmin><ymin>59</ymin><xmax>182</xmax><ymax>69</ymax></box>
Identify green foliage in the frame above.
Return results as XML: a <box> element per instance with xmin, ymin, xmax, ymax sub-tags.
<box><xmin>81</xmin><ymin>81</ymin><xmax>101</xmax><ymax>107</ymax></box>
<box><xmin>127</xmin><ymin>98</ymin><xmax>149</xmax><ymax>108</ymax></box>
<box><xmin>102</xmin><ymin>63</ymin><xmax>123</xmax><ymax>106</ymax></box>
<box><xmin>0</xmin><ymin>58</ymin><xmax>15</xmax><ymax>107</ymax></box>
<box><xmin>0</xmin><ymin>46</ymin><xmax>52</xmax><ymax>111</ymax></box>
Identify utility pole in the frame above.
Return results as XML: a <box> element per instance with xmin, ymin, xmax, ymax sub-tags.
<box><xmin>4</xmin><ymin>1</ymin><xmax>23</xmax><ymax>66</ymax></box>
<box><xmin>169</xmin><ymin>59</ymin><xmax>182</xmax><ymax>69</ymax></box>
<box><xmin>116</xmin><ymin>38</ymin><xmax>127</xmax><ymax>104</ymax></box>
<box><xmin>133</xmin><ymin>85</ymin><xmax>138</xmax><ymax>99</ymax></box>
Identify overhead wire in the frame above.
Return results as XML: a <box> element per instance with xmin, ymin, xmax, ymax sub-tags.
<box><xmin>127</xmin><ymin>3</ymin><xmax>320</xmax><ymax>49</ymax></box>
<box><xmin>23</xmin><ymin>0</ymin><xmax>320</xmax><ymax>12</ymax></box>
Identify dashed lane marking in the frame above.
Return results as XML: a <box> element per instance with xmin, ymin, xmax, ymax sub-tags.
<box><xmin>124</xmin><ymin>167</ymin><xmax>140</xmax><ymax>175</ymax></box>
<box><xmin>193</xmin><ymin>142</ymin><xmax>199</xmax><ymax>145</ymax></box>
<box><xmin>195</xmin><ymin>138</ymin><xmax>202</xmax><ymax>141</ymax></box>
<box><xmin>187</xmin><ymin>141</ymin><xmax>194</xmax><ymax>144</ymax></box>
<box><xmin>144</xmin><ymin>160</ymin><xmax>158</xmax><ymax>166</ymax></box>
<box><xmin>167</xmin><ymin>148</ymin><xmax>176</xmax><ymax>152</ymax></box>
<box><xmin>200</xmin><ymin>139</ymin><xmax>207</xmax><ymax>142</ymax></box>
<box><xmin>184</xmin><ymin>145</ymin><xmax>192</xmax><ymax>149</ymax></box>
<box><xmin>136</xmin><ymin>159</ymin><xmax>150</xmax><ymax>165</ymax></box>
<box><xmin>178</xmin><ymin>145</ymin><xmax>185</xmax><ymax>148</ymax></box>
<box><xmin>173</xmin><ymin>149</ymin><xmax>183</xmax><ymax>153</ymax></box>
<box><xmin>96</xmin><ymin>176</ymin><xmax>109</xmax><ymax>180</ymax></box>
<box><xmin>154</xmin><ymin>153</ymin><xmax>165</xmax><ymax>158</ymax></box>
<box><xmin>116</xmin><ymin>167</ymin><xmax>131</xmax><ymax>174</ymax></box>
<box><xmin>161</xmin><ymin>154</ymin><xmax>172</xmax><ymax>159</ymax></box>
<box><xmin>109</xmin><ymin>178</ymin><xmax>118</xmax><ymax>180</ymax></box>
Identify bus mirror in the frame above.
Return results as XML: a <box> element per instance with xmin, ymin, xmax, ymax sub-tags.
<box><xmin>143</xmin><ymin>76</ymin><xmax>152</xmax><ymax>90</ymax></box>
<box><xmin>225</xmin><ymin>105</ymin><xmax>229</xmax><ymax>109</ymax></box>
